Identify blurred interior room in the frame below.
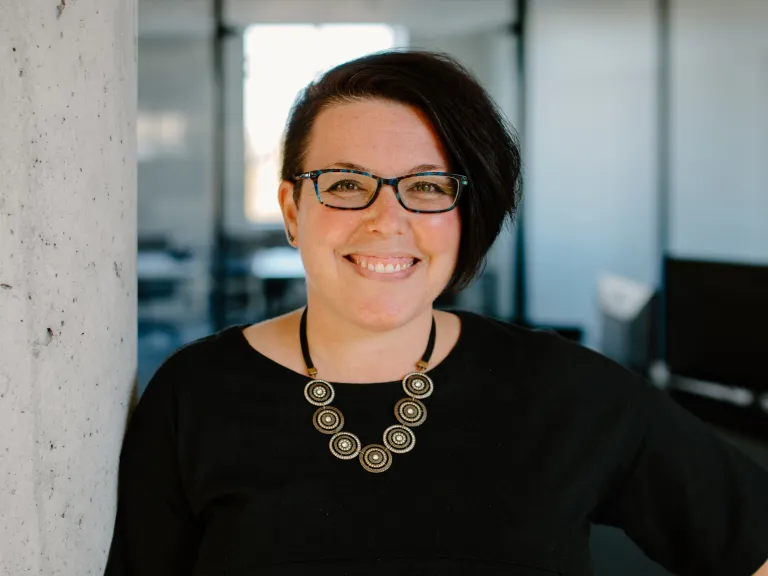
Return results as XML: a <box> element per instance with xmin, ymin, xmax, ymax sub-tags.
<box><xmin>136</xmin><ymin>1</ymin><xmax>767</xmax><ymax>573</ymax></box>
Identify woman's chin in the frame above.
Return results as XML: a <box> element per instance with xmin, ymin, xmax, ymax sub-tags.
<box><xmin>343</xmin><ymin>299</ymin><xmax>424</xmax><ymax>330</ymax></box>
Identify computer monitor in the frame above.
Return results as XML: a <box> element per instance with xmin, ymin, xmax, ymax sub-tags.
<box><xmin>664</xmin><ymin>256</ymin><xmax>768</xmax><ymax>393</ymax></box>
<box><xmin>597</xmin><ymin>273</ymin><xmax>656</xmax><ymax>374</ymax></box>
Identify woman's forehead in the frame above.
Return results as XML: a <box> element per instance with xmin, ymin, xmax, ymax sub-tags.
<box><xmin>304</xmin><ymin>99</ymin><xmax>449</xmax><ymax>172</ymax></box>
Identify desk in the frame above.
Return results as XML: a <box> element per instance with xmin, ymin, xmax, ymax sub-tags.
<box><xmin>138</xmin><ymin>251</ymin><xmax>194</xmax><ymax>281</ymax></box>
<box><xmin>138</xmin><ymin>250</ymin><xmax>200</xmax><ymax>321</ymax></box>
<box><xmin>652</xmin><ymin>369</ymin><xmax>768</xmax><ymax>441</ymax></box>
<box><xmin>192</xmin><ymin>247</ymin><xmax>305</xmax><ymax>323</ymax></box>
<box><xmin>250</xmin><ymin>247</ymin><xmax>305</xmax><ymax>279</ymax></box>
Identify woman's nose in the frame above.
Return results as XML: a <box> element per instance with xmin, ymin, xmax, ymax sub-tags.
<box><xmin>364</xmin><ymin>184</ymin><xmax>406</xmax><ymax>233</ymax></box>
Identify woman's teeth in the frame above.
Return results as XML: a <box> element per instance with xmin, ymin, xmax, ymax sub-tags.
<box><xmin>347</xmin><ymin>255</ymin><xmax>416</xmax><ymax>274</ymax></box>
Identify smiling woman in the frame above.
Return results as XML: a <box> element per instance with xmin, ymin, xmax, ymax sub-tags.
<box><xmin>104</xmin><ymin>51</ymin><xmax>768</xmax><ymax>576</ymax></box>
<box><xmin>279</xmin><ymin>98</ymin><xmax>465</xmax><ymax>333</ymax></box>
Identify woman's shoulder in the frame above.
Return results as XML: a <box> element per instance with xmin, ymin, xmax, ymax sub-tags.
<box><xmin>452</xmin><ymin>308</ymin><xmax>652</xmax><ymax>400</ymax></box>
<box><xmin>165</xmin><ymin>323</ymin><xmax>248</xmax><ymax>371</ymax></box>
<box><xmin>138</xmin><ymin>322</ymin><xmax>259</xmax><ymax>401</ymax></box>
<box><xmin>143</xmin><ymin>311</ymin><xmax>306</xmax><ymax>400</ymax></box>
<box><xmin>450</xmin><ymin>308</ymin><xmax>583</xmax><ymax>357</ymax></box>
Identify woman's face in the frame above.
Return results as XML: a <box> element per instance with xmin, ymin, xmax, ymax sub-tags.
<box><xmin>279</xmin><ymin>99</ymin><xmax>461</xmax><ymax>329</ymax></box>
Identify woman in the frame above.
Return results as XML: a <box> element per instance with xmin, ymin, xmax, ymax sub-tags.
<box><xmin>105</xmin><ymin>50</ymin><xmax>768</xmax><ymax>576</ymax></box>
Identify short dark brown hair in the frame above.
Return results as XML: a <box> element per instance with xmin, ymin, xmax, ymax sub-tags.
<box><xmin>281</xmin><ymin>49</ymin><xmax>522</xmax><ymax>292</ymax></box>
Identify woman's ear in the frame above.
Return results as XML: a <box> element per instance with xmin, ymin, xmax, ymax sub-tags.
<box><xmin>279</xmin><ymin>180</ymin><xmax>299</xmax><ymax>246</ymax></box>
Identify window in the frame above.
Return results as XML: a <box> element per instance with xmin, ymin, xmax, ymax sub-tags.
<box><xmin>243</xmin><ymin>24</ymin><xmax>404</xmax><ymax>224</ymax></box>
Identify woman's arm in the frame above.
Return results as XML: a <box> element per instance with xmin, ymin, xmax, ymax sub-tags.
<box><xmin>590</xmin><ymin>380</ymin><xmax>768</xmax><ymax>576</ymax></box>
<box><xmin>103</xmin><ymin>359</ymin><xmax>202</xmax><ymax>575</ymax></box>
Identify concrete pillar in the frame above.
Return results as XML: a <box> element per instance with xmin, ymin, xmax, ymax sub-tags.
<box><xmin>0</xmin><ymin>1</ymin><xmax>137</xmax><ymax>574</ymax></box>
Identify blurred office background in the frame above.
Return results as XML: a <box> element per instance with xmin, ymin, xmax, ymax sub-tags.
<box><xmin>136</xmin><ymin>1</ymin><xmax>767</xmax><ymax>573</ymax></box>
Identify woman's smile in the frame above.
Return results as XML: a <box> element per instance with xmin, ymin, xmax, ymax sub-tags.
<box><xmin>342</xmin><ymin>252</ymin><xmax>422</xmax><ymax>280</ymax></box>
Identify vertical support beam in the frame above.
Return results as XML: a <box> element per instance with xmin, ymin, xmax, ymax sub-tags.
<box><xmin>0</xmin><ymin>0</ymin><xmax>138</xmax><ymax>573</ymax></box>
<box><xmin>210</xmin><ymin>0</ymin><xmax>228</xmax><ymax>330</ymax></box>
<box><xmin>657</xmin><ymin>0</ymin><xmax>671</xmax><ymax>360</ymax></box>
<box><xmin>512</xmin><ymin>0</ymin><xmax>528</xmax><ymax>326</ymax></box>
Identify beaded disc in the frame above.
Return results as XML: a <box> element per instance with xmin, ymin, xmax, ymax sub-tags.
<box><xmin>359</xmin><ymin>444</ymin><xmax>392</xmax><ymax>473</ymax></box>
<box><xmin>304</xmin><ymin>380</ymin><xmax>335</xmax><ymax>406</ymax></box>
<box><xmin>383</xmin><ymin>424</ymin><xmax>416</xmax><ymax>454</ymax></box>
<box><xmin>394</xmin><ymin>397</ymin><xmax>427</xmax><ymax>427</ymax></box>
<box><xmin>329</xmin><ymin>431</ymin><xmax>361</xmax><ymax>460</ymax></box>
<box><xmin>312</xmin><ymin>406</ymin><xmax>344</xmax><ymax>434</ymax></box>
<box><xmin>402</xmin><ymin>372</ymin><xmax>433</xmax><ymax>399</ymax></box>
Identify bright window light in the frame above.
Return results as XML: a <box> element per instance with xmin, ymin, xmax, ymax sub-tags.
<box><xmin>243</xmin><ymin>24</ymin><xmax>404</xmax><ymax>224</ymax></box>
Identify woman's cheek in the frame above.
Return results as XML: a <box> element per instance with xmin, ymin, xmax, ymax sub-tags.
<box><xmin>419</xmin><ymin>213</ymin><xmax>461</xmax><ymax>255</ymax></box>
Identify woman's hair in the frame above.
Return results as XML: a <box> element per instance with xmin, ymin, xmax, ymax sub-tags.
<box><xmin>281</xmin><ymin>49</ymin><xmax>522</xmax><ymax>292</ymax></box>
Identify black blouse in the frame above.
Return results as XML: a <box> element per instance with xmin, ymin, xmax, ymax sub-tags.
<box><xmin>104</xmin><ymin>310</ymin><xmax>768</xmax><ymax>576</ymax></box>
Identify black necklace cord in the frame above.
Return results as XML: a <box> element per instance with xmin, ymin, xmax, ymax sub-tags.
<box><xmin>299</xmin><ymin>307</ymin><xmax>437</xmax><ymax>378</ymax></box>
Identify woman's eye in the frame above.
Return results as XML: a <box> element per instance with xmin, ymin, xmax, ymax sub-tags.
<box><xmin>412</xmin><ymin>182</ymin><xmax>442</xmax><ymax>194</ymax></box>
<box><xmin>329</xmin><ymin>180</ymin><xmax>361</xmax><ymax>192</ymax></box>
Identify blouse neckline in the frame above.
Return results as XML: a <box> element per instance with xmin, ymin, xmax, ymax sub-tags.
<box><xmin>228</xmin><ymin>308</ymin><xmax>472</xmax><ymax>389</ymax></box>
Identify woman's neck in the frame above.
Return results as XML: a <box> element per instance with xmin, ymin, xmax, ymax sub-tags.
<box><xmin>300</xmin><ymin>302</ymin><xmax>439</xmax><ymax>383</ymax></box>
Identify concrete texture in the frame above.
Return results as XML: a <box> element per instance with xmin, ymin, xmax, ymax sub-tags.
<box><xmin>0</xmin><ymin>1</ymin><xmax>137</xmax><ymax>574</ymax></box>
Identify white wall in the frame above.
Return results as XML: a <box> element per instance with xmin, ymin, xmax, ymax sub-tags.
<box><xmin>139</xmin><ymin>0</ymin><xmax>213</xmax><ymax>37</ymax></box>
<box><xmin>136</xmin><ymin>30</ymin><xmax>215</xmax><ymax>320</ymax></box>
<box><xmin>670</xmin><ymin>0</ymin><xmax>768</xmax><ymax>263</ymax></box>
<box><xmin>526</xmin><ymin>0</ymin><xmax>659</xmax><ymax>346</ymax></box>
<box><xmin>137</xmin><ymin>38</ymin><xmax>215</xmax><ymax>252</ymax></box>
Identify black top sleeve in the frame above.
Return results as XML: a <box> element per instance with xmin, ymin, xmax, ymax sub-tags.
<box><xmin>591</xmin><ymin>381</ymin><xmax>768</xmax><ymax>576</ymax></box>
<box><xmin>103</xmin><ymin>358</ymin><xmax>202</xmax><ymax>576</ymax></box>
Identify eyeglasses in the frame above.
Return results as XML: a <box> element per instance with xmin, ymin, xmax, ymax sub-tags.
<box><xmin>293</xmin><ymin>169</ymin><xmax>468</xmax><ymax>214</ymax></box>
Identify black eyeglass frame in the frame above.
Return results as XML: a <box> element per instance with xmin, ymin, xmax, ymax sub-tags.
<box><xmin>293</xmin><ymin>168</ymin><xmax>469</xmax><ymax>214</ymax></box>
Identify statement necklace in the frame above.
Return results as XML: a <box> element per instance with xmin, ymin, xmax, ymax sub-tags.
<box><xmin>300</xmin><ymin>307</ymin><xmax>437</xmax><ymax>473</ymax></box>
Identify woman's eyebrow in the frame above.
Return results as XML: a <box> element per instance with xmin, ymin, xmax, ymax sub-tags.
<box><xmin>408</xmin><ymin>163</ymin><xmax>444</xmax><ymax>173</ymax></box>
<box><xmin>325</xmin><ymin>162</ymin><xmax>446</xmax><ymax>173</ymax></box>
<box><xmin>326</xmin><ymin>162</ymin><xmax>368</xmax><ymax>171</ymax></box>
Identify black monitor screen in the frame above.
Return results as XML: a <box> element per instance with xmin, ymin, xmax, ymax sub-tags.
<box><xmin>664</xmin><ymin>257</ymin><xmax>768</xmax><ymax>392</ymax></box>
